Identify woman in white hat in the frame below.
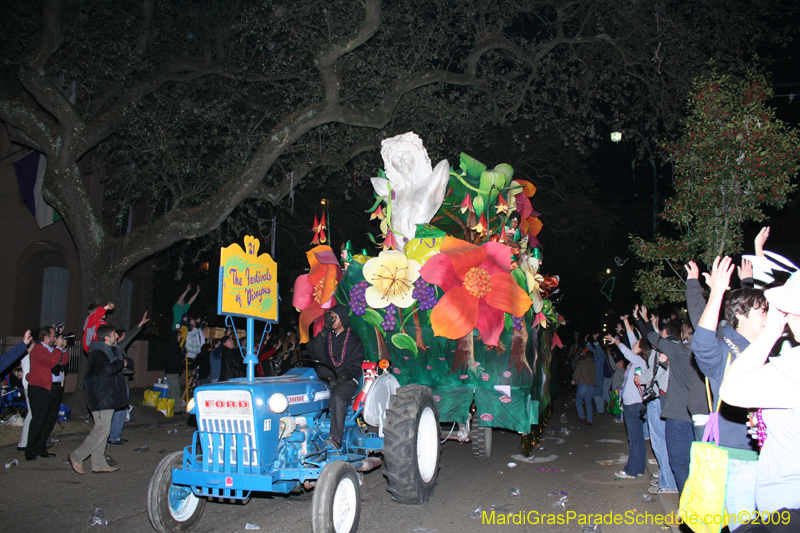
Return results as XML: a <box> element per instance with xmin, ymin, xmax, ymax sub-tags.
<box><xmin>720</xmin><ymin>270</ymin><xmax>800</xmax><ymax>529</ymax></box>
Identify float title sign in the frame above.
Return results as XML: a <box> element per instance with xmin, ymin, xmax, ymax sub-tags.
<box><xmin>218</xmin><ymin>235</ymin><xmax>278</xmax><ymax>322</ymax></box>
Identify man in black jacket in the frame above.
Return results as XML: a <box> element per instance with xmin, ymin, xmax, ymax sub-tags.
<box><xmin>219</xmin><ymin>336</ymin><xmax>246</xmax><ymax>381</ymax></box>
<box><xmin>308</xmin><ymin>304</ymin><xmax>364</xmax><ymax>450</ymax></box>
<box><xmin>69</xmin><ymin>324</ymin><xmax>131</xmax><ymax>475</ymax></box>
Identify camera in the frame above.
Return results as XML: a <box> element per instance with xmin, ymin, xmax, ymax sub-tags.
<box><xmin>642</xmin><ymin>386</ymin><xmax>658</xmax><ymax>403</ymax></box>
<box><xmin>51</xmin><ymin>362</ymin><xmax>66</xmax><ymax>376</ymax></box>
<box><xmin>54</xmin><ymin>322</ymin><xmax>75</xmax><ymax>340</ymax></box>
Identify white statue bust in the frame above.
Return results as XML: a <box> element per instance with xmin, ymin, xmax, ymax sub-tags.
<box><xmin>371</xmin><ymin>132</ymin><xmax>449</xmax><ymax>250</ymax></box>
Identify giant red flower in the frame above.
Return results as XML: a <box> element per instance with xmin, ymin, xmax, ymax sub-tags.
<box><xmin>419</xmin><ymin>236</ymin><xmax>532</xmax><ymax>346</ymax></box>
<box><xmin>292</xmin><ymin>245</ymin><xmax>342</xmax><ymax>343</ymax></box>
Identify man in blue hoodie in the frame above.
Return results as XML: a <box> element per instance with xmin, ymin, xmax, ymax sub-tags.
<box><xmin>691</xmin><ymin>256</ymin><xmax>767</xmax><ymax>530</ymax></box>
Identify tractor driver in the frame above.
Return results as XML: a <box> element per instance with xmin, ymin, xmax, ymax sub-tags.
<box><xmin>309</xmin><ymin>304</ymin><xmax>364</xmax><ymax>451</ymax></box>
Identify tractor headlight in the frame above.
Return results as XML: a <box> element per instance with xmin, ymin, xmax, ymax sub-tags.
<box><xmin>268</xmin><ymin>393</ymin><xmax>288</xmax><ymax>413</ymax></box>
<box><xmin>187</xmin><ymin>397</ymin><xmax>196</xmax><ymax>414</ymax></box>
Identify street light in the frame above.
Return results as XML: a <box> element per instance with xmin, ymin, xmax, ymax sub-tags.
<box><xmin>611</xmin><ymin>130</ymin><xmax>659</xmax><ymax>237</ymax></box>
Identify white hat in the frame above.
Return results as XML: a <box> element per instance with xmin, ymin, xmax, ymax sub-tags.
<box><xmin>765</xmin><ymin>270</ymin><xmax>800</xmax><ymax>315</ymax></box>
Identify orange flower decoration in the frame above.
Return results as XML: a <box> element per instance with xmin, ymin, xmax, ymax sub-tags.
<box><xmin>292</xmin><ymin>245</ymin><xmax>343</xmax><ymax>343</ymax></box>
<box><xmin>419</xmin><ymin>236</ymin><xmax>532</xmax><ymax>346</ymax></box>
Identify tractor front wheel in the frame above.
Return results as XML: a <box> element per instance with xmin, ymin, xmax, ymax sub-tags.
<box><xmin>382</xmin><ymin>384</ymin><xmax>440</xmax><ymax>504</ymax></box>
<box><xmin>147</xmin><ymin>451</ymin><xmax>206</xmax><ymax>533</ymax></box>
<box><xmin>312</xmin><ymin>460</ymin><xmax>361</xmax><ymax>533</ymax></box>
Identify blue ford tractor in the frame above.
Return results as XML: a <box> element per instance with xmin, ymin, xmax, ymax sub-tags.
<box><xmin>146</xmin><ymin>359</ymin><xmax>440</xmax><ymax>533</ymax></box>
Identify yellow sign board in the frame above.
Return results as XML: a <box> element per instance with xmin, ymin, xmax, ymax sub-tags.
<box><xmin>218</xmin><ymin>236</ymin><xmax>279</xmax><ymax>322</ymax></box>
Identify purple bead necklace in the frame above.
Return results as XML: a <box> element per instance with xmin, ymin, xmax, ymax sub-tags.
<box><xmin>328</xmin><ymin>329</ymin><xmax>350</xmax><ymax>367</ymax></box>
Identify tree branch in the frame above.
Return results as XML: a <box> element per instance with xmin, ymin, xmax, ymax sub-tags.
<box><xmin>26</xmin><ymin>0</ymin><xmax>64</xmax><ymax>69</ymax></box>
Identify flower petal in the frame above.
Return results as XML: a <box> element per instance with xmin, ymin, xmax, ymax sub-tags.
<box><xmin>298</xmin><ymin>302</ymin><xmax>325</xmax><ymax>344</ymax></box>
<box><xmin>440</xmin><ymin>236</ymin><xmax>485</xmax><ymax>280</ymax></box>
<box><xmin>485</xmin><ymin>272</ymin><xmax>533</xmax><ymax>317</ymax></box>
<box><xmin>365</xmin><ymin>285</ymin><xmax>389</xmax><ymax>309</ymax></box>
<box><xmin>474</xmin><ymin>300</ymin><xmax>506</xmax><ymax>347</ymax></box>
<box><xmin>292</xmin><ymin>274</ymin><xmax>314</xmax><ymax>309</ymax></box>
<box><xmin>429</xmin><ymin>286</ymin><xmax>479</xmax><ymax>340</ymax></box>
<box><xmin>420</xmin><ymin>252</ymin><xmax>462</xmax><ymax>292</ymax></box>
<box><xmin>480</xmin><ymin>241</ymin><xmax>512</xmax><ymax>274</ymax></box>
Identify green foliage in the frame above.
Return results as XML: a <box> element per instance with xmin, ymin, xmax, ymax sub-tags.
<box><xmin>632</xmin><ymin>72</ymin><xmax>800</xmax><ymax>305</ymax></box>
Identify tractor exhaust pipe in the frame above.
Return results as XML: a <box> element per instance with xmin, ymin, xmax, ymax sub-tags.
<box><xmin>355</xmin><ymin>457</ymin><xmax>382</xmax><ymax>472</ymax></box>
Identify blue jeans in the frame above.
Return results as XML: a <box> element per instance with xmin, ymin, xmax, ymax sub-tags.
<box><xmin>664</xmin><ymin>417</ymin><xmax>694</xmax><ymax>493</ymax></box>
<box><xmin>602</xmin><ymin>377</ymin><xmax>612</xmax><ymax>405</ymax></box>
<box><xmin>726</xmin><ymin>459</ymin><xmax>758</xmax><ymax>531</ymax></box>
<box><xmin>646</xmin><ymin>399</ymin><xmax>676</xmax><ymax>490</ymax></box>
<box><xmin>623</xmin><ymin>403</ymin><xmax>646</xmax><ymax>476</ymax></box>
<box><xmin>108</xmin><ymin>384</ymin><xmax>130</xmax><ymax>442</ymax></box>
<box><xmin>576</xmin><ymin>383</ymin><xmax>594</xmax><ymax>423</ymax></box>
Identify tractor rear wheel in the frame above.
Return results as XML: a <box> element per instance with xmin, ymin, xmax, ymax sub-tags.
<box><xmin>147</xmin><ymin>451</ymin><xmax>206</xmax><ymax>533</ymax></box>
<box><xmin>311</xmin><ymin>460</ymin><xmax>361</xmax><ymax>533</ymax></box>
<box><xmin>382</xmin><ymin>385</ymin><xmax>440</xmax><ymax>504</ymax></box>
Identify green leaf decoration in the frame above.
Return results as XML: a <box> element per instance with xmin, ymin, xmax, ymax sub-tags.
<box><xmin>366</xmin><ymin>232</ymin><xmax>379</xmax><ymax>245</ymax></box>
<box><xmin>391</xmin><ymin>332</ymin><xmax>418</xmax><ymax>357</ymax></box>
<box><xmin>511</xmin><ymin>267</ymin><xmax>527</xmax><ymax>291</ymax></box>
<box><xmin>473</xmin><ymin>194</ymin><xmax>485</xmax><ymax>217</ymax></box>
<box><xmin>459</xmin><ymin>153</ymin><xmax>487</xmax><ymax>180</ymax></box>
<box><xmin>366</xmin><ymin>195</ymin><xmax>384</xmax><ymax>213</ymax></box>
<box><xmin>479</xmin><ymin>170</ymin><xmax>503</xmax><ymax>204</ymax></box>
<box><xmin>378</xmin><ymin>168</ymin><xmax>386</xmax><ymax>179</ymax></box>
<box><xmin>362</xmin><ymin>308</ymin><xmax>383</xmax><ymax>328</ymax></box>
<box><xmin>494</xmin><ymin>163</ymin><xmax>514</xmax><ymax>183</ymax></box>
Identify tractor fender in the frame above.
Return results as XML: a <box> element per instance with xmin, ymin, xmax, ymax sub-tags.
<box><xmin>362</xmin><ymin>372</ymin><xmax>400</xmax><ymax>436</ymax></box>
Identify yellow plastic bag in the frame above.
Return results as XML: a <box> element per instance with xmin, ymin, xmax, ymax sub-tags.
<box><xmin>157</xmin><ymin>397</ymin><xmax>174</xmax><ymax>417</ymax></box>
<box><xmin>678</xmin><ymin>373</ymin><xmax>730</xmax><ymax>533</ymax></box>
<box><xmin>143</xmin><ymin>389</ymin><xmax>159</xmax><ymax>407</ymax></box>
<box><xmin>678</xmin><ymin>442</ymin><xmax>729</xmax><ymax>532</ymax></box>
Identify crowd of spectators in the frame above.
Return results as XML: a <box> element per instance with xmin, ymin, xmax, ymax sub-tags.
<box><xmin>568</xmin><ymin>227</ymin><xmax>799</xmax><ymax>530</ymax></box>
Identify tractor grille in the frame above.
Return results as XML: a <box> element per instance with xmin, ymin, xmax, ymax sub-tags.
<box><xmin>195</xmin><ymin>390</ymin><xmax>258</xmax><ymax>468</ymax></box>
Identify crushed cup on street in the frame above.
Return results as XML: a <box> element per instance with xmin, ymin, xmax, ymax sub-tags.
<box><xmin>506</xmin><ymin>486</ymin><xmax>522</xmax><ymax>497</ymax></box>
<box><xmin>134</xmin><ymin>445</ymin><xmax>150</xmax><ymax>452</ymax></box>
<box><xmin>409</xmin><ymin>528</ymin><xmax>437</xmax><ymax>533</ymax></box>
<box><xmin>5</xmin><ymin>459</ymin><xmax>19</xmax><ymax>468</ymax></box>
<box><xmin>507</xmin><ymin>462</ymin><xmax>517</xmax><ymax>468</ymax></box>
<box><xmin>245</xmin><ymin>524</ymin><xmax>260</xmax><ymax>530</ymax></box>
<box><xmin>636</xmin><ymin>492</ymin><xmax>655</xmax><ymax>503</ymax></box>
<box><xmin>551</xmin><ymin>495</ymin><xmax>568</xmax><ymax>509</ymax></box>
<box><xmin>90</xmin><ymin>508</ymin><xmax>107</xmax><ymax>526</ymax></box>
<box><xmin>469</xmin><ymin>506</ymin><xmax>484</xmax><ymax>519</ymax></box>
<box><xmin>547</xmin><ymin>491</ymin><xmax>568</xmax><ymax>496</ymax></box>
<box><xmin>581</xmin><ymin>524</ymin><xmax>602</xmax><ymax>533</ymax></box>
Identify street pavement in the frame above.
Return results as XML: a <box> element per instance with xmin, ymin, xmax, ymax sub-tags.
<box><xmin>0</xmin><ymin>389</ymin><xmax>683</xmax><ymax>532</ymax></box>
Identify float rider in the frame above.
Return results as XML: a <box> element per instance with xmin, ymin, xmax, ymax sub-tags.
<box><xmin>309</xmin><ymin>304</ymin><xmax>364</xmax><ymax>451</ymax></box>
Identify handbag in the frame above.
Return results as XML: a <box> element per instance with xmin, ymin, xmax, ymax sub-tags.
<box><xmin>607</xmin><ymin>390</ymin><xmax>622</xmax><ymax>415</ymax></box>
<box><xmin>679</xmin><ymin>356</ymin><xmax>731</xmax><ymax>533</ymax></box>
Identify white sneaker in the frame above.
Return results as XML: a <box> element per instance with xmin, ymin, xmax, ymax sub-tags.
<box><xmin>614</xmin><ymin>418</ymin><xmax>625</xmax><ymax>424</ymax></box>
<box><xmin>648</xmin><ymin>486</ymin><xmax>678</xmax><ymax>495</ymax></box>
<box><xmin>648</xmin><ymin>458</ymin><xmax>658</xmax><ymax>465</ymax></box>
<box><xmin>614</xmin><ymin>470</ymin><xmax>636</xmax><ymax>479</ymax></box>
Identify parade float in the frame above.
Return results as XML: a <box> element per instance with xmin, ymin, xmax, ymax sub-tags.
<box><xmin>293</xmin><ymin>133</ymin><xmax>563</xmax><ymax>457</ymax></box>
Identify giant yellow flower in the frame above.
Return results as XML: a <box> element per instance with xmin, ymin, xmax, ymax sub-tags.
<box><xmin>362</xmin><ymin>250</ymin><xmax>421</xmax><ymax>309</ymax></box>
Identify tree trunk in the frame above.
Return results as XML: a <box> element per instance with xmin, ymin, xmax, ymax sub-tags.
<box><xmin>71</xmin><ymin>251</ymin><xmax>124</xmax><ymax>416</ymax></box>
